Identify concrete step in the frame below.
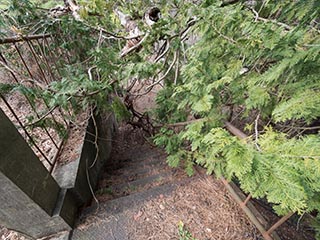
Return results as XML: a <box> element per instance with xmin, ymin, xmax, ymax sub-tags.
<box><xmin>111</xmin><ymin>144</ymin><xmax>161</xmax><ymax>161</ymax></box>
<box><xmin>103</xmin><ymin>154</ymin><xmax>166</xmax><ymax>176</ymax></box>
<box><xmin>105</xmin><ymin>151</ymin><xmax>166</xmax><ymax>171</ymax></box>
<box><xmin>79</xmin><ymin>179</ymin><xmax>180</xmax><ymax>219</ymax></box>
<box><xmin>96</xmin><ymin>171</ymin><xmax>174</xmax><ymax>200</ymax></box>
<box><xmin>100</xmin><ymin>150</ymin><xmax>168</xmax><ymax>187</ymax></box>
<box><xmin>99</xmin><ymin>163</ymin><xmax>170</xmax><ymax>188</ymax></box>
<box><xmin>105</xmin><ymin>153</ymin><xmax>166</xmax><ymax>172</ymax></box>
<box><xmin>103</xmin><ymin>153</ymin><xmax>167</xmax><ymax>174</ymax></box>
<box><xmin>72</xmin><ymin>181</ymin><xmax>184</xmax><ymax>240</ymax></box>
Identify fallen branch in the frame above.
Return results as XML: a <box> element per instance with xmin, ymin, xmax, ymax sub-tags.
<box><xmin>64</xmin><ymin>0</ymin><xmax>81</xmax><ymax>21</ymax></box>
<box><xmin>154</xmin><ymin>118</ymin><xmax>205</xmax><ymax>128</ymax></box>
<box><xmin>146</xmin><ymin>49</ymin><xmax>178</xmax><ymax>91</ymax></box>
<box><xmin>84</xmin><ymin>22</ymin><xmax>145</xmax><ymax>41</ymax></box>
<box><xmin>154</xmin><ymin>39</ymin><xmax>170</xmax><ymax>63</ymax></box>
<box><xmin>120</xmin><ymin>33</ymin><xmax>149</xmax><ymax>58</ymax></box>
<box><xmin>250</xmin><ymin>8</ymin><xmax>292</xmax><ymax>31</ymax></box>
<box><xmin>220</xmin><ymin>0</ymin><xmax>241</xmax><ymax>7</ymax></box>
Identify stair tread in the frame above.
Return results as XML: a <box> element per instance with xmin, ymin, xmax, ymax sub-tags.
<box><xmin>113</xmin><ymin>151</ymin><xmax>165</xmax><ymax>165</ymax></box>
<box><xmin>105</xmin><ymin>156</ymin><xmax>167</xmax><ymax>172</ymax></box>
<box><xmin>99</xmin><ymin>165</ymin><xmax>170</xmax><ymax>188</ymax></box>
<box><xmin>74</xmin><ymin>177</ymin><xmax>193</xmax><ymax>240</ymax></box>
<box><xmin>72</xmin><ymin>135</ymin><xmax>179</xmax><ymax>239</ymax></box>
<box><xmin>79</xmin><ymin>180</ymin><xmax>179</xmax><ymax>220</ymax></box>
<box><xmin>112</xmin><ymin>144</ymin><xmax>160</xmax><ymax>157</ymax></box>
<box><xmin>96</xmin><ymin>171</ymin><xmax>173</xmax><ymax>199</ymax></box>
<box><xmin>102</xmin><ymin>157</ymin><xmax>167</xmax><ymax>177</ymax></box>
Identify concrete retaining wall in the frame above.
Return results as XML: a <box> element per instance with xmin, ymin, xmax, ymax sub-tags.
<box><xmin>52</xmin><ymin>112</ymin><xmax>115</xmax><ymax>205</ymax></box>
<box><xmin>0</xmin><ymin>108</ymin><xmax>115</xmax><ymax>238</ymax></box>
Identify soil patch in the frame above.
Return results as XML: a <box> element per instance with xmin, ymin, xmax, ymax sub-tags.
<box><xmin>128</xmin><ymin>173</ymin><xmax>262</xmax><ymax>240</ymax></box>
<box><xmin>0</xmin><ymin>227</ymin><xmax>29</xmax><ymax>240</ymax></box>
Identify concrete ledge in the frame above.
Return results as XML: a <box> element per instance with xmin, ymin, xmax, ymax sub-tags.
<box><xmin>0</xmin><ymin>108</ymin><xmax>70</xmax><ymax>238</ymax></box>
<box><xmin>0</xmin><ymin>108</ymin><xmax>115</xmax><ymax>239</ymax></box>
<box><xmin>48</xmin><ymin>111</ymin><xmax>115</xmax><ymax>237</ymax></box>
<box><xmin>53</xmin><ymin>111</ymin><xmax>115</xmax><ymax>205</ymax></box>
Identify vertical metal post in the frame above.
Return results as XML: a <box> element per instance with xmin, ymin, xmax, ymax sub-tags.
<box><xmin>13</xmin><ymin>43</ymin><xmax>60</xmax><ymax>149</ymax></box>
<box><xmin>25</xmin><ymin>40</ymin><xmax>49</xmax><ymax>84</ymax></box>
<box><xmin>13</xmin><ymin>43</ymin><xmax>35</xmax><ymax>82</ymax></box>
<box><xmin>0</xmin><ymin>35</ymin><xmax>72</xmax><ymax>172</ymax></box>
<box><xmin>43</xmin><ymin>37</ymin><xmax>73</xmax><ymax>121</ymax></box>
<box><xmin>0</xmin><ymin>52</ymin><xmax>20</xmax><ymax>83</ymax></box>
<box><xmin>35</xmin><ymin>39</ymin><xmax>56</xmax><ymax>82</ymax></box>
<box><xmin>44</xmin><ymin>38</ymin><xmax>63</xmax><ymax>78</ymax></box>
<box><xmin>1</xmin><ymin>51</ymin><xmax>57</xmax><ymax>152</ymax></box>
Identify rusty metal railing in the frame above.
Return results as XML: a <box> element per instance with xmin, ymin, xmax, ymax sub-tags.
<box><xmin>0</xmin><ymin>34</ymin><xmax>71</xmax><ymax>173</ymax></box>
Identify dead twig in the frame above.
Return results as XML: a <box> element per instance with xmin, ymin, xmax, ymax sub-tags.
<box><xmin>23</xmin><ymin>101</ymin><xmax>67</xmax><ymax>128</ymax></box>
<box><xmin>89</xmin><ymin>107</ymin><xmax>100</xmax><ymax>169</ymax></box>
<box><xmin>0</xmin><ymin>60</ymin><xmax>47</xmax><ymax>89</ymax></box>
<box><xmin>212</xmin><ymin>24</ymin><xmax>237</xmax><ymax>44</ymax></box>
<box><xmin>85</xmin><ymin>156</ymin><xmax>100</xmax><ymax>212</ymax></box>
<box><xmin>174</xmin><ymin>50</ymin><xmax>180</xmax><ymax>85</ymax></box>
<box><xmin>154</xmin><ymin>118</ymin><xmax>205</xmax><ymax>128</ymax></box>
<box><xmin>250</xmin><ymin>8</ymin><xmax>292</xmax><ymax>31</ymax></box>
<box><xmin>154</xmin><ymin>39</ymin><xmax>170</xmax><ymax>63</ymax></box>
<box><xmin>84</xmin><ymin>23</ymin><xmax>145</xmax><ymax>41</ymax></box>
<box><xmin>88</xmin><ymin>65</ymin><xmax>97</xmax><ymax>81</ymax></box>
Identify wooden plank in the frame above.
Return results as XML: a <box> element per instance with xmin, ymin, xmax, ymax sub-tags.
<box><xmin>229</xmin><ymin>181</ymin><xmax>282</xmax><ymax>240</ymax></box>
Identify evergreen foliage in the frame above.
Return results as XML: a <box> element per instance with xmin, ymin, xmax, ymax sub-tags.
<box><xmin>1</xmin><ymin>0</ymin><xmax>320</xmax><ymax>236</ymax></box>
<box><xmin>153</xmin><ymin>0</ymin><xmax>320</xmax><ymax>222</ymax></box>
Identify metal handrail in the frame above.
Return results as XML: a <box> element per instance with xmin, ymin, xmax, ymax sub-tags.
<box><xmin>0</xmin><ymin>33</ymin><xmax>51</xmax><ymax>44</ymax></box>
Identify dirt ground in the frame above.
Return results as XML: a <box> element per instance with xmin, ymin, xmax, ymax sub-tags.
<box><xmin>0</xmin><ymin>227</ymin><xmax>27</xmax><ymax>240</ymax></box>
<box><xmin>128</xmin><ymin>172</ymin><xmax>262</xmax><ymax>240</ymax></box>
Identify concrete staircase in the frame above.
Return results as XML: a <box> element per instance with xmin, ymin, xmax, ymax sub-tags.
<box><xmin>69</xmin><ymin>127</ymin><xmax>187</xmax><ymax>240</ymax></box>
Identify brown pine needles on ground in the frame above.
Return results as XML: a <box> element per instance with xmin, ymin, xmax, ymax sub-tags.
<box><xmin>128</xmin><ymin>173</ymin><xmax>262</xmax><ymax>240</ymax></box>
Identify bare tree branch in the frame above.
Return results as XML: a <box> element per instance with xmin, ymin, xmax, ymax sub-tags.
<box><xmin>250</xmin><ymin>8</ymin><xmax>292</xmax><ymax>31</ymax></box>
<box><xmin>120</xmin><ymin>33</ymin><xmax>149</xmax><ymax>58</ymax></box>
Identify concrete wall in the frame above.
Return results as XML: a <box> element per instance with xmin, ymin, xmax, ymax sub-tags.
<box><xmin>0</xmin><ymin>108</ymin><xmax>115</xmax><ymax>238</ymax></box>
<box><xmin>0</xmin><ymin>108</ymin><xmax>72</xmax><ymax>238</ymax></box>
<box><xmin>53</xmin><ymin>111</ymin><xmax>115</xmax><ymax>205</ymax></box>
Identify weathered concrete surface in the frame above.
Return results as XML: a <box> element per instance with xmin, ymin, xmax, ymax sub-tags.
<box><xmin>72</xmin><ymin>183</ymin><xmax>177</xmax><ymax>240</ymax></box>
<box><xmin>0</xmin><ymin>108</ymin><xmax>72</xmax><ymax>238</ymax></box>
<box><xmin>0</xmin><ymin>108</ymin><xmax>115</xmax><ymax>239</ymax></box>
<box><xmin>68</xmin><ymin>127</ymin><xmax>180</xmax><ymax>240</ymax></box>
<box><xmin>52</xmin><ymin>112</ymin><xmax>115</xmax><ymax>205</ymax></box>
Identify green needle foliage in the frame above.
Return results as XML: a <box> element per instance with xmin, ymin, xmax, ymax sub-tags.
<box><xmin>153</xmin><ymin>0</ymin><xmax>320</xmax><ymax>222</ymax></box>
<box><xmin>1</xmin><ymin>0</ymin><xmax>320</xmax><ymax>236</ymax></box>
